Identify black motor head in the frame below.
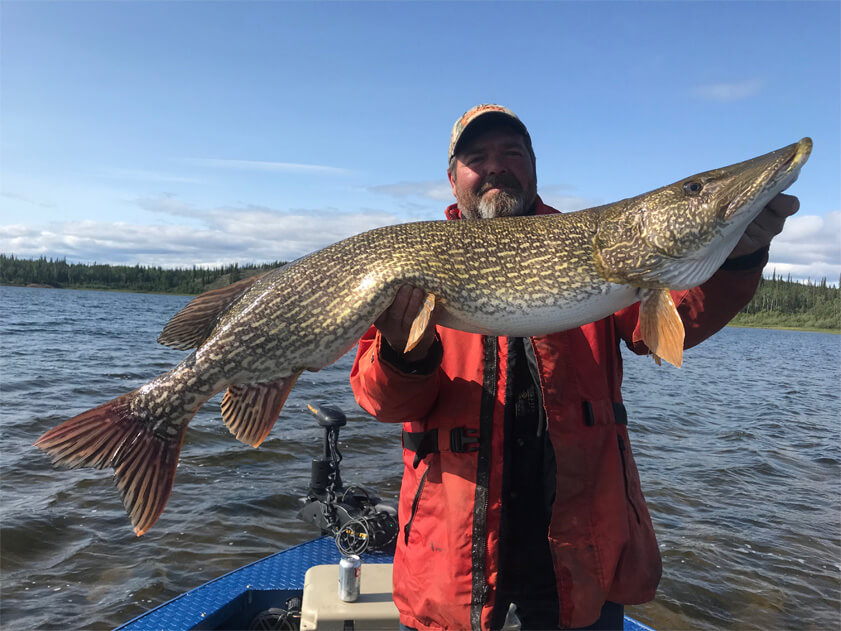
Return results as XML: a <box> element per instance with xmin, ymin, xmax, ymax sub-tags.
<box><xmin>306</xmin><ymin>403</ymin><xmax>347</xmax><ymax>428</ymax></box>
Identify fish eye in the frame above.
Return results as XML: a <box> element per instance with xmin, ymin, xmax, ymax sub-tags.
<box><xmin>683</xmin><ymin>181</ymin><xmax>703</xmax><ymax>196</ymax></box>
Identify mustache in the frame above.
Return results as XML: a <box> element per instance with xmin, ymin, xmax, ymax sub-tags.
<box><xmin>478</xmin><ymin>174</ymin><xmax>523</xmax><ymax>195</ymax></box>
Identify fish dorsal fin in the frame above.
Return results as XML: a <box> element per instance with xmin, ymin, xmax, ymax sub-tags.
<box><xmin>158</xmin><ymin>275</ymin><xmax>264</xmax><ymax>350</ymax></box>
<box><xmin>404</xmin><ymin>293</ymin><xmax>436</xmax><ymax>353</ymax></box>
<box><xmin>220</xmin><ymin>373</ymin><xmax>301</xmax><ymax>448</ymax></box>
<box><xmin>639</xmin><ymin>288</ymin><xmax>685</xmax><ymax>368</ymax></box>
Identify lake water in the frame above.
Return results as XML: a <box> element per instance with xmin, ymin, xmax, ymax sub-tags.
<box><xmin>1</xmin><ymin>285</ymin><xmax>839</xmax><ymax>630</ymax></box>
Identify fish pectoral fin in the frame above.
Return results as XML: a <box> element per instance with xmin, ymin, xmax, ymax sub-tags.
<box><xmin>220</xmin><ymin>373</ymin><xmax>301</xmax><ymax>448</ymax></box>
<box><xmin>404</xmin><ymin>293</ymin><xmax>436</xmax><ymax>353</ymax></box>
<box><xmin>639</xmin><ymin>288</ymin><xmax>685</xmax><ymax>368</ymax></box>
<box><xmin>157</xmin><ymin>274</ymin><xmax>267</xmax><ymax>350</ymax></box>
<box><xmin>33</xmin><ymin>391</ymin><xmax>193</xmax><ymax>537</ymax></box>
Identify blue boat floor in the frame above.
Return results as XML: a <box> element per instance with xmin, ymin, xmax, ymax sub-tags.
<box><xmin>114</xmin><ymin>536</ymin><xmax>655</xmax><ymax>631</ymax></box>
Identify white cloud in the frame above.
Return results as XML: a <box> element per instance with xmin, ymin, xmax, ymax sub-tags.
<box><xmin>97</xmin><ymin>168</ymin><xmax>202</xmax><ymax>184</ymax></box>
<box><xmin>0</xmin><ymin>191</ymin><xmax>55</xmax><ymax>208</ymax></box>
<box><xmin>3</xmin><ymin>191</ymin><xmax>837</xmax><ymax>284</ymax></box>
<box><xmin>767</xmin><ymin>211</ymin><xmax>841</xmax><ymax>282</ymax></box>
<box><xmin>0</xmin><ymin>197</ymin><xmax>402</xmax><ymax>268</ymax></box>
<box><xmin>136</xmin><ymin>194</ymin><xmax>207</xmax><ymax>218</ymax></box>
<box><xmin>368</xmin><ymin>180</ymin><xmax>453</xmax><ymax>202</ymax></box>
<box><xmin>188</xmin><ymin>158</ymin><xmax>352</xmax><ymax>175</ymax></box>
<box><xmin>692</xmin><ymin>78</ymin><xmax>763</xmax><ymax>102</ymax></box>
<box><xmin>137</xmin><ymin>195</ymin><xmax>401</xmax><ymax>245</ymax></box>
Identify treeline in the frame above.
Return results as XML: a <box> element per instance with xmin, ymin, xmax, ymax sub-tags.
<box><xmin>1</xmin><ymin>255</ymin><xmax>839</xmax><ymax>331</ymax></box>
<box><xmin>0</xmin><ymin>254</ymin><xmax>285</xmax><ymax>295</ymax></box>
<box><xmin>729</xmin><ymin>271</ymin><xmax>840</xmax><ymax>331</ymax></box>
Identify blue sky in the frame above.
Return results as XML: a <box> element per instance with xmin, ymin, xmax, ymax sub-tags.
<box><xmin>2</xmin><ymin>1</ymin><xmax>839</xmax><ymax>281</ymax></box>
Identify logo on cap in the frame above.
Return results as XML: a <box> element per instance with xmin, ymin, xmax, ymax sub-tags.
<box><xmin>448</xmin><ymin>104</ymin><xmax>529</xmax><ymax>163</ymax></box>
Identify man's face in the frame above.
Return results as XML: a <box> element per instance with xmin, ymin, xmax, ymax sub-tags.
<box><xmin>448</xmin><ymin>127</ymin><xmax>537</xmax><ymax>219</ymax></box>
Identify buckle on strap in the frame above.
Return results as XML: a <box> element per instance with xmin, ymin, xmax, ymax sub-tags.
<box><xmin>402</xmin><ymin>427</ymin><xmax>480</xmax><ymax>466</ymax></box>
<box><xmin>450</xmin><ymin>427</ymin><xmax>480</xmax><ymax>453</ymax></box>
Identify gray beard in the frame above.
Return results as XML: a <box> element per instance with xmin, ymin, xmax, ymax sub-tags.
<box><xmin>462</xmin><ymin>189</ymin><xmax>530</xmax><ymax>220</ymax></box>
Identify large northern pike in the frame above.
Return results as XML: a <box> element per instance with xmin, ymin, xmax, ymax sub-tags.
<box><xmin>36</xmin><ymin>138</ymin><xmax>811</xmax><ymax>535</ymax></box>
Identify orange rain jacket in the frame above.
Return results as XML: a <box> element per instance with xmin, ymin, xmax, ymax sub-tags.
<box><xmin>350</xmin><ymin>199</ymin><xmax>764</xmax><ymax>630</ymax></box>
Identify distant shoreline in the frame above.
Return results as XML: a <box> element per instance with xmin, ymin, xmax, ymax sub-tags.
<box><xmin>726</xmin><ymin>323</ymin><xmax>839</xmax><ymax>335</ymax></box>
<box><xmin>5</xmin><ymin>283</ymin><xmax>195</xmax><ymax>297</ymax></box>
<box><xmin>5</xmin><ymin>282</ymin><xmax>839</xmax><ymax>335</ymax></box>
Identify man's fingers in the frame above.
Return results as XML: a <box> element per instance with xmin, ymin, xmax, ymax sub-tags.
<box><xmin>374</xmin><ymin>285</ymin><xmax>437</xmax><ymax>355</ymax></box>
<box><xmin>376</xmin><ymin>285</ymin><xmax>413</xmax><ymax>327</ymax></box>
<box><xmin>749</xmin><ymin>193</ymin><xmax>801</xmax><ymax>240</ymax></box>
<box><xmin>401</xmin><ymin>288</ymin><xmax>428</xmax><ymax>330</ymax></box>
<box><xmin>746</xmin><ymin>208</ymin><xmax>787</xmax><ymax>239</ymax></box>
<box><xmin>728</xmin><ymin>193</ymin><xmax>801</xmax><ymax>259</ymax></box>
<box><xmin>766</xmin><ymin>192</ymin><xmax>800</xmax><ymax>219</ymax></box>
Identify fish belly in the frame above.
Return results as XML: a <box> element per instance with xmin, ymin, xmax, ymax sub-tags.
<box><xmin>437</xmin><ymin>283</ymin><xmax>637</xmax><ymax>337</ymax></box>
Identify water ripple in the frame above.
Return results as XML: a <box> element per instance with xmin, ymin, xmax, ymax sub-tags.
<box><xmin>1</xmin><ymin>286</ymin><xmax>839</xmax><ymax>630</ymax></box>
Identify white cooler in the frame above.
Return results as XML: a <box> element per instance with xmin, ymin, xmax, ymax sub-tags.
<box><xmin>300</xmin><ymin>563</ymin><xmax>400</xmax><ymax>630</ymax></box>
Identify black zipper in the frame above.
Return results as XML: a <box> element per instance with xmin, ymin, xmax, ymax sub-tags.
<box><xmin>403</xmin><ymin>466</ymin><xmax>429</xmax><ymax>545</ymax></box>
<box><xmin>617</xmin><ymin>435</ymin><xmax>641</xmax><ymax>524</ymax></box>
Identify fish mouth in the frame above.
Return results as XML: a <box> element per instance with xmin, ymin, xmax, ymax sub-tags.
<box><xmin>775</xmin><ymin>137</ymin><xmax>812</xmax><ymax>183</ymax></box>
<box><xmin>722</xmin><ymin>137</ymin><xmax>812</xmax><ymax>222</ymax></box>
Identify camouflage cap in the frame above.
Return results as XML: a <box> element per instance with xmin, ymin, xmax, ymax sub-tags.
<box><xmin>448</xmin><ymin>104</ymin><xmax>531</xmax><ymax>163</ymax></box>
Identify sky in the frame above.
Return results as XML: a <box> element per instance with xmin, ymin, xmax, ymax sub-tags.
<box><xmin>1</xmin><ymin>1</ymin><xmax>839</xmax><ymax>283</ymax></box>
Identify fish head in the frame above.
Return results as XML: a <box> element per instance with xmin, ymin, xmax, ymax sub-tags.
<box><xmin>593</xmin><ymin>138</ymin><xmax>812</xmax><ymax>290</ymax></box>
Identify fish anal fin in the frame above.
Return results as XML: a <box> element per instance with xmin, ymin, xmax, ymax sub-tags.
<box><xmin>220</xmin><ymin>373</ymin><xmax>301</xmax><ymax>448</ymax></box>
<box><xmin>404</xmin><ymin>293</ymin><xmax>436</xmax><ymax>353</ymax></box>
<box><xmin>34</xmin><ymin>391</ymin><xmax>194</xmax><ymax>536</ymax></box>
<box><xmin>158</xmin><ymin>274</ymin><xmax>265</xmax><ymax>350</ymax></box>
<box><xmin>639</xmin><ymin>288</ymin><xmax>685</xmax><ymax>368</ymax></box>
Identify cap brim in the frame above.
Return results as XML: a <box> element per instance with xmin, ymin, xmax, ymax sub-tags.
<box><xmin>451</xmin><ymin>112</ymin><xmax>529</xmax><ymax>159</ymax></box>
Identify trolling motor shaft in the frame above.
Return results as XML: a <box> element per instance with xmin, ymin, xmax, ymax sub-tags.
<box><xmin>297</xmin><ymin>403</ymin><xmax>397</xmax><ymax>555</ymax></box>
<box><xmin>306</xmin><ymin>403</ymin><xmax>346</xmax><ymax>496</ymax></box>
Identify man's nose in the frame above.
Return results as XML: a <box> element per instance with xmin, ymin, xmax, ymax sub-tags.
<box><xmin>484</xmin><ymin>152</ymin><xmax>508</xmax><ymax>175</ymax></box>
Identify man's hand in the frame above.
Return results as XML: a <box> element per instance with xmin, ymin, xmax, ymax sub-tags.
<box><xmin>728</xmin><ymin>193</ymin><xmax>800</xmax><ymax>259</ymax></box>
<box><xmin>374</xmin><ymin>285</ymin><xmax>440</xmax><ymax>362</ymax></box>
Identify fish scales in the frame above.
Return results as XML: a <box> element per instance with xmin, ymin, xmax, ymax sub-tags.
<box><xmin>34</xmin><ymin>138</ymin><xmax>812</xmax><ymax>535</ymax></box>
<box><xmin>189</xmin><ymin>210</ymin><xmax>614</xmax><ymax>386</ymax></box>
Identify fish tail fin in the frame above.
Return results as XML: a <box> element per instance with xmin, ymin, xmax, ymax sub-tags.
<box><xmin>34</xmin><ymin>391</ymin><xmax>193</xmax><ymax>536</ymax></box>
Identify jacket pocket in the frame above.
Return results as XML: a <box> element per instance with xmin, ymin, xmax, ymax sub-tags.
<box><xmin>403</xmin><ymin>466</ymin><xmax>429</xmax><ymax>545</ymax></box>
<box><xmin>617</xmin><ymin>435</ymin><xmax>641</xmax><ymax>524</ymax></box>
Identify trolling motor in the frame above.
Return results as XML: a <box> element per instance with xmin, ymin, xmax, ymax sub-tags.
<box><xmin>297</xmin><ymin>403</ymin><xmax>398</xmax><ymax>555</ymax></box>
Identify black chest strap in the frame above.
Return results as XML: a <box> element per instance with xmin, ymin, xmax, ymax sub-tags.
<box><xmin>402</xmin><ymin>426</ymin><xmax>480</xmax><ymax>468</ymax></box>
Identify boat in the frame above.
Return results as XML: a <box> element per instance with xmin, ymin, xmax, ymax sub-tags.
<box><xmin>114</xmin><ymin>404</ymin><xmax>657</xmax><ymax>631</ymax></box>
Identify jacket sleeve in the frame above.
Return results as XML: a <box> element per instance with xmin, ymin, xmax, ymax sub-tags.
<box><xmin>349</xmin><ymin>326</ymin><xmax>443</xmax><ymax>423</ymax></box>
<box><xmin>614</xmin><ymin>248</ymin><xmax>767</xmax><ymax>354</ymax></box>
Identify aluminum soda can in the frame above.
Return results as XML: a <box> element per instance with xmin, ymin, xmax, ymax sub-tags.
<box><xmin>338</xmin><ymin>555</ymin><xmax>361</xmax><ymax>602</ymax></box>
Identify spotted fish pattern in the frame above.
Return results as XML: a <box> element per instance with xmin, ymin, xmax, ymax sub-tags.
<box><xmin>35</xmin><ymin>138</ymin><xmax>811</xmax><ymax>535</ymax></box>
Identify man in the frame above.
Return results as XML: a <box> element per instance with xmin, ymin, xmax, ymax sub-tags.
<box><xmin>350</xmin><ymin>104</ymin><xmax>799</xmax><ymax>630</ymax></box>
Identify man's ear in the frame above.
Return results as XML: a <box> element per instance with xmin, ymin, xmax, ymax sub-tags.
<box><xmin>448</xmin><ymin>168</ymin><xmax>457</xmax><ymax>197</ymax></box>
